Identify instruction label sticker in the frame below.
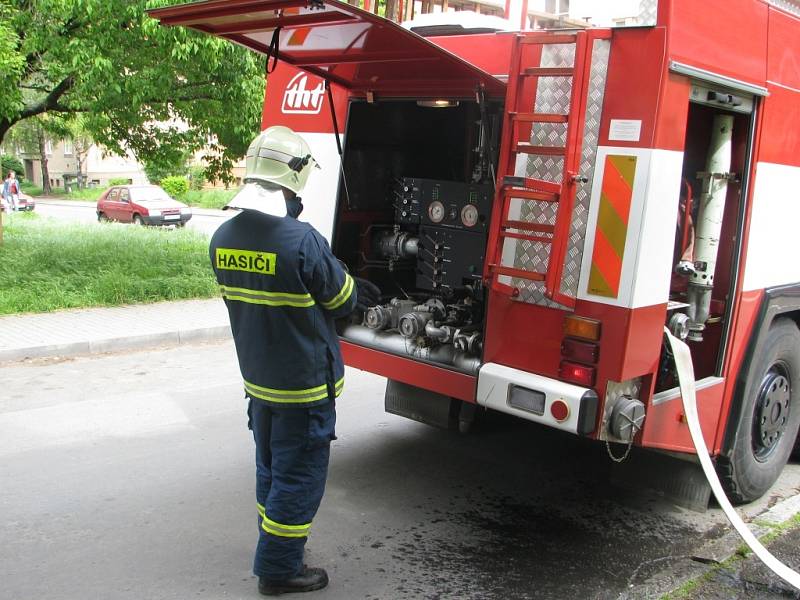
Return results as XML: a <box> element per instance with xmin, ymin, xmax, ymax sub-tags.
<box><xmin>609</xmin><ymin>119</ymin><xmax>642</xmax><ymax>142</ymax></box>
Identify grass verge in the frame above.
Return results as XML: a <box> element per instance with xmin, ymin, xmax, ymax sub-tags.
<box><xmin>21</xmin><ymin>184</ymin><xmax>103</xmax><ymax>201</ymax></box>
<box><xmin>24</xmin><ymin>184</ymin><xmax>236</xmax><ymax>209</ymax></box>
<box><xmin>0</xmin><ymin>212</ymin><xmax>217</xmax><ymax>315</ymax></box>
<box><xmin>661</xmin><ymin>512</ymin><xmax>800</xmax><ymax>599</ymax></box>
<box><xmin>181</xmin><ymin>188</ymin><xmax>237</xmax><ymax>209</ymax></box>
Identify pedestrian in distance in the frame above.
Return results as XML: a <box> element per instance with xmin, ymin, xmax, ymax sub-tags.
<box><xmin>209</xmin><ymin>126</ymin><xmax>380</xmax><ymax>596</ymax></box>
<box><xmin>2</xmin><ymin>170</ymin><xmax>20</xmax><ymax>212</ymax></box>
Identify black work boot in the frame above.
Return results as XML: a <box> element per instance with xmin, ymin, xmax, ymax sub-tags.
<box><xmin>258</xmin><ymin>567</ymin><xmax>329</xmax><ymax>596</ymax></box>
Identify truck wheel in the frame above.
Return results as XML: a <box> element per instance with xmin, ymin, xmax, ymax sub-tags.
<box><xmin>718</xmin><ymin>318</ymin><xmax>800</xmax><ymax>503</ymax></box>
<box><xmin>97</xmin><ymin>212</ymin><xmax>108</xmax><ymax>223</ymax></box>
<box><xmin>133</xmin><ymin>214</ymin><xmax>144</xmax><ymax>226</ymax></box>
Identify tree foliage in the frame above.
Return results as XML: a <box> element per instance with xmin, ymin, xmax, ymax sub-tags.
<box><xmin>1</xmin><ymin>154</ymin><xmax>24</xmax><ymax>180</ymax></box>
<box><xmin>1</xmin><ymin>0</ymin><xmax>265</xmax><ymax>183</ymax></box>
<box><xmin>142</xmin><ymin>145</ymin><xmax>191</xmax><ymax>184</ymax></box>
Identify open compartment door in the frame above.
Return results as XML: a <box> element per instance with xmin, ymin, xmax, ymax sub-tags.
<box><xmin>149</xmin><ymin>0</ymin><xmax>506</xmax><ymax>97</ymax></box>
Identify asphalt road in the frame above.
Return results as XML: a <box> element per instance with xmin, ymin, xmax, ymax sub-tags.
<box><xmin>1</xmin><ymin>341</ymin><xmax>799</xmax><ymax>600</ymax></box>
<box><xmin>32</xmin><ymin>199</ymin><xmax>233</xmax><ymax>236</ymax></box>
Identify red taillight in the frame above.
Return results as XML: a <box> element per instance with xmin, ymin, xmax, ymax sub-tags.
<box><xmin>561</xmin><ymin>338</ymin><xmax>599</xmax><ymax>364</ymax></box>
<box><xmin>559</xmin><ymin>360</ymin><xmax>596</xmax><ymax>387</ymax></box>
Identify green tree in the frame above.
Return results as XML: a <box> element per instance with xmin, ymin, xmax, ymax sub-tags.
<box><xmin>142</xmin><ymin>146</ymin><xmax>192</xmax><ymax>184</ymax></box>
<box><xmin>1</xmin><ymin>0</ymin><xmax>265</xmax><ymax>183</ymax></box>
<box><xmin>5</xmin><ymin>116</ymin><xmax>55</xmax><ymax>193</ymax></box>
<box><xmin>1</xmin><ymin>154</ymin><xmax>24</xmax><ymax>180</ymax></box>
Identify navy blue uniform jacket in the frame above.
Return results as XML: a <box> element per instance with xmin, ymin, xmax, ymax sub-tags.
<box><xmin>209</xmin><ymin>209</ymin><xmax>356</xmax><ymax>407</ymax></box>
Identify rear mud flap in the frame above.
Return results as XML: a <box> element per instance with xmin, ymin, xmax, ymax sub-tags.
<box><xmin>385</xmin><ymin>379</ymin><xmax>465</xmax><ymax>430</ymax></box>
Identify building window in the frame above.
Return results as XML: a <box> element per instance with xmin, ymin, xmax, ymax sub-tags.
<box><xmin>63</xmin><ymin>140</ymin><xmax>73</xmax><ymax>156</ymax></box>
<box><xmin>45</xmin><ymin>140</ymin><xmax>53</xmax><ymax>155</ymax></box>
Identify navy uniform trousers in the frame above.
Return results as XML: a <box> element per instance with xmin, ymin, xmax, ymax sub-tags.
<box><xmin>249</xmin><ymin>397</ymin><xmax>337</xmax><ymax>580</ymax></box>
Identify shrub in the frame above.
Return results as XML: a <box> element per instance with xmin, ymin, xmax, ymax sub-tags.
<box><xmin>109</xmin><ymin>177</ymin><xmax>130</xmax><ymax>186</ymax></box>
<box><xmin>1</xmin><ymin>154</ymin><xmax>24</xmax><ymax>180</ymax></box>
<box><xmin>188</xmin><ymin>165</ymin><xmax>207</xmax><ymax>191</ymax></box>
<box><xmin>142</xmin><ymin>151</ymin><xmax>190</xmax><ymax>184</ymax></box>
<box><xmin>20</xmin><ymin>182</ymin><xmax>43</xmax><ymax>196</ymax></box>
<box><xmin>181</xmin><ymin>188</ymin><xmax>237</xmax><ymax>209</ymax></box>
<box><xmin>160</xmin><ymin>175</ymin><xmax>189</xmax><ymax>199</ymax></box>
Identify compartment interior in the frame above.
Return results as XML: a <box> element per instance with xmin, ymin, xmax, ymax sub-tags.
<box><xmin>657</xmin><ymin>98</ymin><xmax>752</xmax><ymax>392</ymax></box>
<box><xmin>332</xmin><ymin>99</ymin><xmax>503</xmax><ymax>374</ymax></box>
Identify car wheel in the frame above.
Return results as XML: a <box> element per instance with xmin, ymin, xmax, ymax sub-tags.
<box><xmin>98</xmin><ymin>212</ymin><xmax>109</xmax><ymax>223</ymax></box>
<box><xmin>133</xmin><ymin>214</ymin><xmax>144</xmax><ymax>226</ymax></box>
<box><xmin>717</xmin><ymin>318</ymin><xmax>800</xmax><ymax>503</ymax></box>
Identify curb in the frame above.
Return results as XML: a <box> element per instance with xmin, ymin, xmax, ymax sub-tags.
<box><xmin>0</xmin><ymin>325</ymin><xmax>232</xmax><ymax>363</ymax></box>
<box><xmin>620</xmin><ymin>493</ymin><xmax>800</xmax><ymax>599</ymax></box>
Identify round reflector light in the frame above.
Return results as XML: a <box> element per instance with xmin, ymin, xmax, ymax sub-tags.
<box><xmin>550</xmin><ymin>399</ymin><xmax>570</xmax><ymax>422</ymax></box>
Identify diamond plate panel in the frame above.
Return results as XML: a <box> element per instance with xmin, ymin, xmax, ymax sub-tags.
<box><xmin>768</xmin><ymin>0</ymin><xmax>800</xmax><ymax>17</ymax></box>
<box><xmin>512</xmin><ymin>39</ymin><xmax>610</xmax><ymax>309</ymax></box>
<box><xmin>560</xmin><ymin>38</ymin><xmax>611</xmax><ymax>298</ymax></box>
<box><xmin>636</xmin><ymin>0</ymin><xmax>658</xmax><ymax>26</ymax></box>
<box><xmin>512</xmin><ymin>43</ymin><xmax>575</xmax><ymax>307</ymax></box>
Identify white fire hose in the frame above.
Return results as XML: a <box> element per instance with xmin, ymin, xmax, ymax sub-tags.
<box><xmin>664</xmin><ymin>328</ymin><xmax>800</xmax><ymax>590</ymax></box>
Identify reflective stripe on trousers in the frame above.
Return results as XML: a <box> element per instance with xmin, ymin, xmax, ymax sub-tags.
<box><xmin>257</xmin><ymin>503</ymin><xmax>311</xmax><ymax>538</ymax></box>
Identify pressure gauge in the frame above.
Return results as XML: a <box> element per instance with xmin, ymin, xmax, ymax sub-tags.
<box><xmin>461</xmin><ymin>204</ymin><xmax>479</xmax><ymax>227</ymax></box>
<box><xmin>427</xmin><ymin>200</ymin><xmax>445</xmax><ymax>223</ymax></box>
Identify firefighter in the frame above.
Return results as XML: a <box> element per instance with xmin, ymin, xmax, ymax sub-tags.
<box><xmin>209</xmin><ymin>126</ymin><xmax>379</xmax><ymax>596</ymax></box>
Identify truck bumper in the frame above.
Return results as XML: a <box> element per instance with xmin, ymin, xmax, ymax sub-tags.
<box><xmin>476</xmin><ymin>363</ymin><xmax>599</xmax><ymax>436</ymax></box>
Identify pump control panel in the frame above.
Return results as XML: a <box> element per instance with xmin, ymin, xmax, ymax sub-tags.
<box><xmin>395</xmin><ymin>177</ymin><xmax>493</xmax><ymax>231</ymax></box>
<box><xmin>416</xmin><ymin>226</ymin><xmax>486</xmax><ymax>292</ymax></box>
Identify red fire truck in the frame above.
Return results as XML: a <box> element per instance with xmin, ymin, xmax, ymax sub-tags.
<box><xmin>151</xmin><ymin>0</ymin><xmax>800</xmax><ymax>504</ymax></box>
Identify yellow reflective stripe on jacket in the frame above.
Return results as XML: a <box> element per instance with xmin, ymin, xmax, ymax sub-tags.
<box><xmin>244</xmin><ymin>377</ymin><xmax>344</xmax><ymax>404</ymax></box>
<box><xmin>219</xmin><ymin>285</ymin><xmax>314</xmax><ymax>308</ymax></box>
<box><xmin>321</xmin><ymin>273</ymin><xmax>354</xmax><ymax>311</ymax></box>
<box><xmin>257</xmin><ymin>503</ymin><xmax>311</xmax><ymax>538</ymax></box>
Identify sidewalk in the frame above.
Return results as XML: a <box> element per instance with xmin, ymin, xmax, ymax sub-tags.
<box><xmin>0</xmin><ymin>299</ymin><xmax>231</xmax><ymax>362</ymax></box>
<box><xmin>682</xmin><ymin>523</ymin><xmax>800</xmax><ymax>599</ymax></box>
<box><xmin>623</xmin><ymin>494</ymin><xmax>800</xmax><ymax>599</ymax></box>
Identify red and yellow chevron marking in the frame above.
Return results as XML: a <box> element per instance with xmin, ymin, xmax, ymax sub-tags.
<box><xmin>277</xmin><ymin>7</ymin><xmax>312</xmax><ymax>47</ymax></box>
<box><xmin>587</xmin><ymin>155</ymin><xmax>637</xmax><ymax>298</ymax></box>
<box><xmin>287</xmin><ymin>27</ymin><xmax>312</xmax><ymax>46</ymax></box>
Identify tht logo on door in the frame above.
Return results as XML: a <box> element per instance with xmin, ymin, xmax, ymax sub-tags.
<box><xmin>282</xmin><ymin>73</ymin><xmax>325</xmax><ymax>115</ymax></box>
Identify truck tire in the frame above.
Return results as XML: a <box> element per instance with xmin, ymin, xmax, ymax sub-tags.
<box><xmin>718</xmin><ymin>318</ymin><xmax>800</xmax><ymax>504</ymax></box>
<box><xmin>133</xmin><ymin>214</ymin><xmax>144</xmax><ymax>226</ymax></box>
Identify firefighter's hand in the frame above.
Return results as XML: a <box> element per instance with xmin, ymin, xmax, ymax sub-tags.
<box><xmin>354</xmin><ymin>277</ymin><xmax>381</xmax><ymax>312</ymax></box>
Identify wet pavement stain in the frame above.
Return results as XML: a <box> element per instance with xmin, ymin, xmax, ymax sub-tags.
<box><xmin>357</xmin><ymin>489</ymin><xmax>701</xmax><ymax>600</ymax></box>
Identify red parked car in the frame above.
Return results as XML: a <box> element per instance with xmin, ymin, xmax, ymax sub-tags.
<box><xmin>15</xmin><ymin>192</ymin><xmax>35</xmax><ymax>211</ymax></box>
<box><xmin>96</xmin><ymin>184</ymin><xmax>192</xmax><ymax>226</ymax></box>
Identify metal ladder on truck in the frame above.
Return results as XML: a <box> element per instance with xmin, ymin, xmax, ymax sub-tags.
<box><xmin>485</xmin><ymin>29</ymin><xmax>611</xmax><ymax>308</ymax></box>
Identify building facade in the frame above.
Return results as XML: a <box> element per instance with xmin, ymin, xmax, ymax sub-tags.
<box><xmin>11</xmin><ymin>140</ymin><xmax>147</xmax><ymax>190</ymax></box>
